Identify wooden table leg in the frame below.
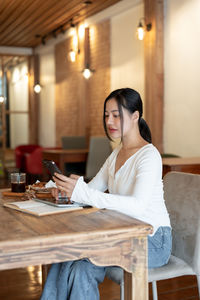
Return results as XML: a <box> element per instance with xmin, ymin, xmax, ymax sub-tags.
<box><xmin>124</xmin><ymin>237</ymin><xmax>148</xmax><ymax>300</ymax></box>
<box><xmin>41</xmin><ymin>264</ymin><xmax>51</xmax><ymax>288</ymax></box>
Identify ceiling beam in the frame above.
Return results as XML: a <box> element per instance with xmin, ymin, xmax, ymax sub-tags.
<box><xmin>0</xmin><ymin>46</ymin><xmax>33</xmax><ymax>56</ymax></box>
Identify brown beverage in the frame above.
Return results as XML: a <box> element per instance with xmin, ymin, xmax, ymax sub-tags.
<box><xmin>11</xmin><ymin>182</ymin><xmax>26</xmax><ymax>193</ymax></box>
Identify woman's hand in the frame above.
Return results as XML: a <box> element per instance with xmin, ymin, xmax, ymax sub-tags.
<box><xmin>52</xmin><ymin>173</ymin><xmax>80</xmax><ymax>199</ymax></box>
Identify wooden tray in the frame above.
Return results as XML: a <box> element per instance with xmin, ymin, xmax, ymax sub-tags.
<box><xmin>35</xmin><ymin>192</ymin><xmax>53</xmax><ymax>198</ymax></box>
<box><xmin>2</xmin><ymin>191</ymin><xmax>25</xmax><ymax>197</ymax></box>
<box><xmin>2</xmin><ymin>190</ymin><xmax>52</xmax><ymax>199</ymax></box>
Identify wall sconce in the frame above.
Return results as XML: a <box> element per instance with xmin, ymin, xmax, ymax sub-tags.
<box><xmin>68</xmin><ymin>20</ymin><xmax>80</xmax><ymax>63</ymax></box>
<box><xmin>136</xmin><ymin>18</ymin><xmax>152</xmax><ymax>40</ymax></box>
<box><xmin>34</xmin><ymin>83</ymin><xmax>42</xmax><ymax>94</ymax></box>
<box><xmin>82</xmin><ymin>27</ymin><xmax>94</xmax><ymax>79</ymax></box>
<box><xmin>69</xmin><ymin>49</ymin><xmax>76</xmax><ymax>62</ymax></box>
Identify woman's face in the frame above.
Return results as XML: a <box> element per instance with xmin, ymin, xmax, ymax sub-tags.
<box><xmin>105</xmin><ymin>98</ymin><xmax>135</xmax><ymax>139</ymax></box>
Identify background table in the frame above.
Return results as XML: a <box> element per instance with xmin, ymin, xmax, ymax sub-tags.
<box><xmin>0</xmin><ymin>195</ymin><xmax>152</xmax><ymax>300</ymax></box>
<box><xmin>42</xmin><ymin>148</ymin><xmax>88</xmax><ymax>175</ymax></box>
<box><xmin>162</xmin><ymin>157</ymin><xmax>200</xmax><ymax>177</ymax></box>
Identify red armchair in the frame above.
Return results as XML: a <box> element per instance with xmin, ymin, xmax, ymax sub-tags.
<box><xmin>25</xmin><ymin>147</ymin><xmax>43</xmax><ymax>174</ymax></box>
<box><xmin>15</xmin><ymin>145</ymin><xmax>62</xmax><ymax>183</ymax></box>
<box><xmin>15</xmin><ymin>145</ymin><xmax>42</xmax><ymax>173</ymax></box>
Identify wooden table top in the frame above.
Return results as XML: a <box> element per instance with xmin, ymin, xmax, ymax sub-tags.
<box><xmin>0</xmin><ymin>203</ymin><xmax>152</xmax><ymax>246</ymax></box>
<box><xmin>162</xmin><ymin>157</ymin><xmax>200</xmax><ymax>166</ymax></box>
<box><xmin>0</xmin><ymin>194</ymin><xmax>153</xmax><ymax>271</ymax></box>
<box><xmin>42</xmin><ymin>148</ymin><xmax>89</xmax><ymax>154</ymax></box>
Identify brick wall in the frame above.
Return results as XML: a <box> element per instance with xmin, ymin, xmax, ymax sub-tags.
<box><xmin>88</xmin><ymin>20</ymin><xmax>110</xmax><ymax>136</ymax></box>
<box><xmin>55</xmin><ymin>20</ymin><xmax>110</xmax><ymax>146</ymax></box>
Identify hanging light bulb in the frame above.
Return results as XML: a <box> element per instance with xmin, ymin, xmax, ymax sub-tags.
<box><xmin>82</xmin><ymin>68</ymin><xmax>92</xmax><ymax>79</ymax></box>
<box><xmin>82</xmin><ymin>28</ymin><xmax>94</xmax><ymax>79</ymax></box>
<box><xmin>137</xmin><ymin>21</ymin><xmax>145</xmax><ymax>40</ymax></box>
<box><xmin>34</xmin><ymin>84</ymin><xmax>42</xmax><ymax>93</ymax></box>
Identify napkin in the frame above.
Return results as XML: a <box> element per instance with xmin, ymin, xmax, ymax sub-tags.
<box><xmin>45</xmin><ymin>180</ymin><xmax>57</xmax><ymax>188</ymax></box>
<box><xmin>34</xmin><ymin>180</ymin><xmax>57</xmax><ymax>189</ymax></box>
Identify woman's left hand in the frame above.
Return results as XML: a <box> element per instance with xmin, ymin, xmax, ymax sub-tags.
<box><xmin>53</xmin><ymin>173</ymin><xmax>80</xmax><ymax>198</ymax></box>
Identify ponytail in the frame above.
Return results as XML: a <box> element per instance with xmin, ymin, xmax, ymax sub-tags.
<box><xmin>139</xmin><ymin>118</ymin><xmax>152</xmax><ymax>143</ymax></box>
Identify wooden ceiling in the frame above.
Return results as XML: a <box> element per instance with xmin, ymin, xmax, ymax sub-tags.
<box><xmin>0</xmin><ymin>0</ymin><xmax>122</xmax><ymax>48</ymax></box>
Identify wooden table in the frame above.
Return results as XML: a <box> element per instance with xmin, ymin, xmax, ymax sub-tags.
<box><xmin>162</xmin><ymin>157</ymin><xmax>200</xmax><ymax>177</ymax></box>
<box><xmin>42</xmin><ymin>148</ymin><xmax>88</xmax><ymax>174</ymax></box>
<box><xmin>0</xmin><ymin>196</ymin><xmax>152</xmax><ymax>300</ymax></box>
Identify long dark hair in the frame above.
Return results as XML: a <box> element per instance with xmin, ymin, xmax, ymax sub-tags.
<box><xmin>103</xmin><ymin>88</ymin><xmax>152</xmax><ymax>143</ymax></box>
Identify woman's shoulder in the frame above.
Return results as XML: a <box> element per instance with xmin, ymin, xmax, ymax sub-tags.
<box><xmin>136</xmin><ymin>143</ymin><xmax>162</xmax><ymax>162</ymax></box>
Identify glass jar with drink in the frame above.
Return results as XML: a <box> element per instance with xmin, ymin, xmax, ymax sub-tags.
<box><xmin>10</xmin><ymin>173</ymin><xmax>26</xmax><ymax>193</ymax></box>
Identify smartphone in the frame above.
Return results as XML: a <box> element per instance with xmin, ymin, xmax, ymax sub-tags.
<box><xmin>34</xmin><ymin>198</ymin><xmax>91</xmax><ymax>208</ymax></box>
<box><xmin>42</xmin><ymin>159</ymin><xmax>67</xmax><ymax>201</ymax></box>
<box><xmin>42</xmin><ymin>159</ymin><xmax>62</xmax><ymax>177</ymax></box>
<box><xmin>34</xmin><ymin>198</ymin><xmax>78</xmax><ymax>207</ymax></box>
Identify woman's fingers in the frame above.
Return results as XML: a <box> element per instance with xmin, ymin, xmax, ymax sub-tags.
<box><xmin>54</xmin><ymin>174</ymin><xmax>77</xmax><ymax>187</ymax></box>
<box><xmin>54</xmin><ymin>173</ymin><xmax>71</xmax><ymax>182</ymax></box>
<box><xmin>51</xmin><ymin>188</ymin><xmax>59</xmax><ymax>199</ymax></box>
<box><xmin>52</xmin><ymin>173</ymin><xmax>78</xmax><ymax>198</ymax></box>
<box><xmin>70</xmin><ymin>174</ymin><xmax>80</xmax><ymax>180</ymax></box>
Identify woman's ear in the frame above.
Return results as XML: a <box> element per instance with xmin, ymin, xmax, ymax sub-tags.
<box><xmin>132</xmin><ymin>111</ymin><xmax>139</xmax><ymax>122</ymax></box>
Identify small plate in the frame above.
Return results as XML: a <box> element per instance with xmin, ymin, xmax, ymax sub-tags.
<box><xmin>29</xmin><ymin>182</ymin><xmax>51</xmax><ymax>193</ymax></box>
<box><xmin>31</xmin><ymin>187</ymin><xmax>52</xmax><ymax>193</ymax></box>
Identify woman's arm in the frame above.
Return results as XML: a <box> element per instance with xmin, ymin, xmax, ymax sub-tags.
<box><xmin>52</xmin><ymin>155</ymin><xmax>110</xmax><ymax>198</ymax></box>
<box><xmin>71</xmin><ymin>150</ymin><xmax>162</xmax><ymax>217</ymax></box>
<box><xmin>87</xmin><ymin>158</ymin><xmax>109</xmax><ymax>191</ymax></box>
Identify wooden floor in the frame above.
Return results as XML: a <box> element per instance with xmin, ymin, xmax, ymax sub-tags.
<box><xmin>0</xmin><ymin>266</ymin><xmax>199</xmax><ymax>299</ymax></box>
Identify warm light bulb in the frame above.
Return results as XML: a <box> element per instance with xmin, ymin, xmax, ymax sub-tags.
<box><xmin>69</xmin><ymin>50</ymin><xmax>76</xmax><ymax>62</ymax></box>
<box><xmin>78</xmin><ymin>24</ymin><xmax>85</xmax><ymax>39</ymax></box>
<box><xmin>34</xmin><ymin>84</ymin><xmax>42</xmax><ymax>93</ymax></box>
<box><xmin>137</xmin><ymin>22</ymin><xmax>145</xmax><ymax>40</ymax></box>
<box><xmin>73</xmin><ymin>34</ymin><xmax>78</xmax><ymax>49</ymax></box>
<box><xmin>0</xmin><ymin>96</ymin><xmax>5</xmax><ymax>103</ymax></box>
<box><xmin>69</xmin><ymin>27</ymin><xmax>76</xmax><ymax>37</ymax></box>
<box><xmin>83</xmin><ymin>68</ymin><xmax>92</xmax><ymax>79</ymax></box>
<box><xmin>137</xmin><ymin>27</ymin><xmax>145</xmax><ymax>40</ymax></box>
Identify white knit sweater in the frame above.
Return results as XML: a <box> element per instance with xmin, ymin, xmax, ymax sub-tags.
<box><xmin>71</xmin><ymin>144</ymin><xmax>171</xmax><ymax>235</ymax></box>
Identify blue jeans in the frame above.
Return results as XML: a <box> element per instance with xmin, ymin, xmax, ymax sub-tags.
<box><xmin>148</xmin><ymin>226</ymin><xmax>172</xmax><ymax>268</ymax></box>
<box><xmin>40</xmin><ymin>226</ymin><xmax>171</xmax><ymax>300</ymax></box>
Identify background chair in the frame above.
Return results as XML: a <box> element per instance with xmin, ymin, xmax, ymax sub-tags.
<box><xmin>85</xmin><ymin>136</ymin><xmax>112</xmax><ymax>181</ymax></box>
<box><xmin>15</xmin><ymin>144</ymin><xmax>42</xmax><ymax>172</ymax></box>
<box><xmin>25</xmin><ymin>146</ymin><xmax>43</xmax><ymax>175</ymax></box>
<box><xmin>149</xmin><ymin>171</ymin><xmax>200</xmax><ymax>299</ymax></box>
<box><xmin>25</xmin><ymin>146</ymin><xmax>62</xmax><ymax>183</ymax></box>
<box><xmin>15</xmin><ymin>144</ymin><xmax>43</xmax><ymax>184</ymax></box>
<box><xmin>61</xmin><ymin>136</ymin><xmax>86</xmax><ymax>149</ymax></box>
<box><xmin>106</xmin><ymin>172</ymin><xmax>200</xmax><ymax>300</ymax></box>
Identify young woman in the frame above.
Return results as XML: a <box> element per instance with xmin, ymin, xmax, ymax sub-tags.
<box><xmin>40</xmin><ymin>88</ymin><xmax>171</xmax><ymax>300</ymax></box>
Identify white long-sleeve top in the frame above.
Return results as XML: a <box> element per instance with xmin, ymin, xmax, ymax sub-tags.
<box><xmin>71</xmin><ymin>143</ymin><xmax>171</xmax><ymax>235</ymax></box>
